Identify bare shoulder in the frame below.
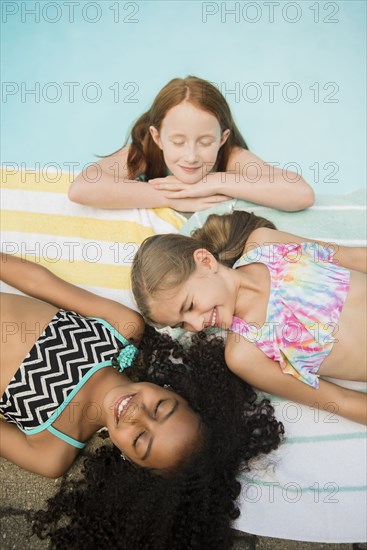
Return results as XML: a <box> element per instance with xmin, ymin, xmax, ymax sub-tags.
<box><xmin>100</xmin><ymin>302</ymin><xmax>145</xmax><ymax>343</ymax></box>
<box><xmin>77</xmin><ymin>291</ymin><xmax>145</xmax><ymax>343</ymax></box>
<box><xmin>96</xmin><ymin>145</ymin><xmax>131</xmax><ymax>177</ymax></box>
<box><xmin>244</xmin><ymin>227</ymin><xmax>308</xmax><ymax>253</ymax></box>
<box><xmin>225</xmin><ymin>331</ymin><xmax>268</xmax><ymax>377</ymax></box>
<box><xmin>226</xmin><ymin>146</ymin><xmax>258</xmax><ymax>169</ymax></box>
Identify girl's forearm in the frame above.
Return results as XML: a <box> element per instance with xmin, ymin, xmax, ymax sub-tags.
<box><xmin>0</xmin><ymin>253</ymin><xmax>79</xmax><ymax>312</ymax></box>
<box><xmin>213</xmin><ymin>172</ymin><xmax>315</xmax><ymax>212</ymax></box>
<box><xmin>68</xmin><ymin>176</ymin><xmax>172</xmax><ymax>209</ymax></box>
<box><xmin>0</xmin><ymin>253</ymin><xmax>51</xmax><ymax>297</ymax></box>
<box><xmin>338</xmin><ymin>388</ymin><xmax>367</xmax><ymax>425</ymax></box>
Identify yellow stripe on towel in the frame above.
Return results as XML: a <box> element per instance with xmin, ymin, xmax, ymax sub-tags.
<box><xmin>152</xmin><ymin>207</ymin><xmax>186</xmax><ymax>230</ymax></box>
<box><xmin>0</xmin><ymin>168</ymin><xmax>185</xmax><ymax>231</ymax></box>
<box><xmin>32</xmin><ymin>257</ymin><xmax>132</xmax><ymax>290</ymax></box>
<box><xmin>1</xmin><ymin>210</ymin><xmax>155</xmax><ymax>243</ymax></box>
<box><xmin>1</xmin><ymin>168</ymin><xmax>72</xmax><ymax>193</ymax></box>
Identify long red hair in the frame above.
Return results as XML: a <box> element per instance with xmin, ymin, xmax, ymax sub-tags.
<box><xmin>107</xmin><ymin>76</ymin><xmax>248</xmax><ymax>180</ymax></box>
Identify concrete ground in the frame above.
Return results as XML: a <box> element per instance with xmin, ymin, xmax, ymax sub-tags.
<box><xmin>1</xmin><ymin>435</ymin><xmax>366</xmax><ymax>550</ymax></box>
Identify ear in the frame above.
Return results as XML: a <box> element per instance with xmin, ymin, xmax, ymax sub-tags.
<box><xmin>149</xmin><ymin>126</ymin><xmax>162</xmax><ymax>149</ymax></box>
<box><xmin>193</xmin><ymin>249</ymin><xmax>218</xmax><ymax>273</ymax></box>
<box><xmin>220</xmin><ymin>129</ymin><xmax>230</xmax><ymax>147</ymax></box>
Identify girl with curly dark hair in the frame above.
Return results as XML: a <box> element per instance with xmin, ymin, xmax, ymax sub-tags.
<box><xmin>1</xmin><ymin>252</ymin><xmax>283</xmax><ymax>549</ymax></box>
<box><xmin>0</xmin><ymin>253</ymin><xmax>198</xmax><ymax>476</ymax></box>
<box><xmin>32</xmin><ymin>327</ymin><xmax>283</xmax><ymax>550</ymax></box>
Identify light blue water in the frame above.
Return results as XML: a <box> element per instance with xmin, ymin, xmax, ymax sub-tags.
<box><xmin>1</xmin><ymin>0</ymin><xmax>366</xmax><ymax>195</ymax></box>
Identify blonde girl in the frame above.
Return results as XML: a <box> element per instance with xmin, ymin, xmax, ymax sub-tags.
<box><xmin>69</xmin><ymin>76</ymin><xmax>314</xmax><ymax>213</ymax></box>
<box><xmin>131</xmin><ymin>211</ymin><xmax>367</xmax><ymax>425</ymax></box>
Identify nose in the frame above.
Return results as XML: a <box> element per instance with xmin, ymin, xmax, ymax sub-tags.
<box><xmin>184</xmin><ymin>143</ymin><xmax>199</xmax><ymax>163</ymax></box>
<box><xmin>124</xmin><ymin>399</ymin><xmax>154</xmax><ymax>427</ymax></box>
<box><xmin>183</xmin><ymin>312</ymin><xmax>203</xmax><ymax>332</ymax></box>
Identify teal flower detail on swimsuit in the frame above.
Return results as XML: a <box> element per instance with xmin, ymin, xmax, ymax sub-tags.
<box><xmin>115</xmin><ymin>344</ymin><xmax>138</xmax><ymax>372</ymax></box>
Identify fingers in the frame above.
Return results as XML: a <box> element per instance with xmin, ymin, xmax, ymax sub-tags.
<box><xmin>167</xmin><ymin>194</ymin><xmax>231</xmax><ymax>212</ymax></box>
<box><xmin>164</xmin><ymin>191</ymin><xmax>187</xmax><ymax>198</ymax></box>
<box><xmin>166</xmin><ymin>192</ymin><xmax>230</xmax><ymax>202</ymax></box>
<box><xmin>148</xmin><ymin>179</ymin><xmax>166</xmax><ymax>186</ymax></box>
<box><xmin>208</xmin><ymin>195</ymin><xmax>231</xmax><ymax>203</ymax></box>
<box><xmin>148</xmin><ymin>176</ymin><xmax>178</xmax><ymax>185</ymax></box>
<box><xmin>156</xmin><ymin>184</ymin><xmax>184</xmax><ymax>192</ymax></box>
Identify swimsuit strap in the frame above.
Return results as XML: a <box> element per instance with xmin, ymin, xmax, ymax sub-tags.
<box><xmin>229</xmin><ymin>315</ymin><xmax>252</xmax><ymax>335</ymax></box>
<box><xmin>47</xmin><ymin>425</ymin><xmax>86</xmax><ymax>449</ymax></box>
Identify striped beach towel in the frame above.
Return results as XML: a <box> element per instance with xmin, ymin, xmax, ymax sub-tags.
<box><xmin>0</xmin><ymin>168</ymin><xmax>185</xmax><ymax>310</ymax></box>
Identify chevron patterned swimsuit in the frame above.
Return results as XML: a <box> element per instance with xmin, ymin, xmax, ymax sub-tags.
<box><xmin>0</xmin><ymin>310</ymin><xmax>130</xmax><ymax>448</ymax></box>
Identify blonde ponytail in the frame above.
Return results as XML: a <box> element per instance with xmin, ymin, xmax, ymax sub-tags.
<box><xmin>192</xmin><ymin>211</ymin><xmax>276</xmax><ymax>267</ymax></box>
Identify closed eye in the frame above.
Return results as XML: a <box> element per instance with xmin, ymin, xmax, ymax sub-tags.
<box><xmin>154</xmin><ymin>399</ymin><xmax>166</xmax><ymax>417</ymax></box>
<box><xmin>140</xmin><ymin>400</ymin><xmax>180</xmax><ymax>462</ymax></box>
<box><xmin>132</xmin><ymin>400</ymin><xmax>168</xmax><ymax>448</ymax></box>
<box><xmin>133</xmin><ymin>430</ymin><xmax>145</xmax><ymax>447</ymax></box>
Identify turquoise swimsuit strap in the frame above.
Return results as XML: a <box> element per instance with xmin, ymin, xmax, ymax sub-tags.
<box><xmin>47</xmin><ymin>425</ymin><xmax>86</xmax><ymax>449</ymax></box>
<box><xmin>21</xmin><ymin>317</ymin><xmax>132</xmax><ymax>449</ymax></box>
<box><xmin>91</xmin><ymin>317</ymin><xmax>130</xmax><ymax>346</ymax></box>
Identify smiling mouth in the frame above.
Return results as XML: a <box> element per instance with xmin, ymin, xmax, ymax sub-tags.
<box><xmin>114</xmin><ymin>394</ymin><xmax>137</xmax><ymax>424</ymax></box>
<box><xmin>211</xmin><ymin>307</ymin><xmax>218</xmax><ymax>327</ymax></box>
<box><xmin>205</xmin><ymin>307</ymin><xmax>218</xmax><ymax>328</ymax></box>
<box><xmin>180</xmin><ymin>166</ymin><xmax>201</xmax><ymax>172</ymax></box>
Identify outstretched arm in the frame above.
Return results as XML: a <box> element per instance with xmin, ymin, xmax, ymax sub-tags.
<box><xmin>152</xmin><ymin>148</ymin><xmax>315</xmax><ymax>212</ymax></box>
<box><xmin>0</xmin><ymin>253</ymin><xmax>144</xmax><ymax>342</ymax></box>
<box><xmin>227</xmin><ymin>338</ymin><xmax>367</xmax><ymax>425</ymax></box>
<box><xmin>245</xmin><ymin>227</ymin><xmax>367</xmax><ymax>274</ymax></box>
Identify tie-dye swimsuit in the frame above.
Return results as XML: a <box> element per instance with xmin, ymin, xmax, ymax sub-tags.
<box><xmin>229</xmin><ymin>242</ymin><xmax>350</xmax><ymax>388</ymax></box>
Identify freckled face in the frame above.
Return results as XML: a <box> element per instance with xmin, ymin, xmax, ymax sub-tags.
<box><xmin>150</xmin><ymin>102</ymin><xmax>230</xmax><ymax>184</ymax></box>
<box><xmin>104</xmin><ymin>382</ymin><xmax>201</xmax><ymax>470</ymax></box>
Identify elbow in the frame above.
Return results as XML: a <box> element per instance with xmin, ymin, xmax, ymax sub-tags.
<box><xmin>43</xmin><ymin>461</ymin><xmax>72</xmax><ymax>479</ymax></box>
<box><xmin>45</xmin><ymin>470</ymin><xmax>64</xmax><ymax>479</ymax></box>
<box><xmin>287</xmin><ymin>181</ymin><xmax>315</xmax><ymax>212</ymax></box>
<box><xmin>302</xmin><ymin>184</ymin><xmax>315</xmax><ymax>209</ymax></box>
<box><xmin>68</xmin><ymin>177</ymin><xmax>87</xmax><ymax>205</ymax></box>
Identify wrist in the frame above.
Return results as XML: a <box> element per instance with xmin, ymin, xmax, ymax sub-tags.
<box><xmin>209</xmin><ymin>172</ymin><xmax>238</xmax><ymax>195</ymax></box>
<box><xmin>204</xmin><ymin>172</ymin><xmax>223</xmax><ymax>193</ymax></box>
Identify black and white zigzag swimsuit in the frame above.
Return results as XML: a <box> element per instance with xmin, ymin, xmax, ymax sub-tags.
<box><xmin>0</xmin><ymin>310</ymin><xmax>129</xmax><ymax>448</ymax></box>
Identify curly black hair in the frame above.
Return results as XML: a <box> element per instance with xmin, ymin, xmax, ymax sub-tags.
<box><xmin>33</xmin><ymin>326</ymin><xmax>283</xmax><ymax>550</ymax></box>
